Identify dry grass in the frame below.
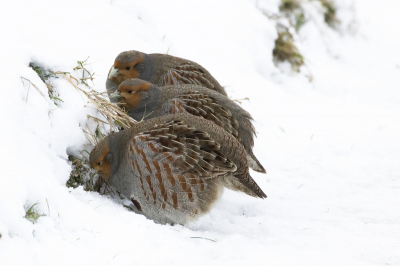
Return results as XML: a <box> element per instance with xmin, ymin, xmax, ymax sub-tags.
<box><xmin>27</xmin><ymin>61</ymin><xmax>136</xmax><ymax>132</ymax></box>
<box><xmin>61</xmin><ymin>73</ymin><xmax>136</xmax><ymax>132</ymax></box>
<box><xmin>73</xmin><ymin>57</ymin><xmax>96</xmax><ymax>88</ymax></box>
<box><xmin>21</xmin><ymin>77</ymin><xmax>47</xmax><ymax>103</ymax></box>
<box><xmin>59</xmin><ymin>59</ymin><xmax>139</xmax><ymax>194</ymax></box>
<box><xmin>232</xmin><ymin>97</ymin><xmax>250</xmax><ymax>104</ymax></box>
<box><xmin>27</xmin><ymin>60</ymin><xmax>137</xmax><ymax>194</ymax></box>
<box><xmin>273</xmin><ymin>25</ymin><xmax>304</xmax><ymax>72</ymax></box>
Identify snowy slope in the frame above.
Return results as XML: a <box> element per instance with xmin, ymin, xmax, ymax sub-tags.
<box><xmin>0</xmin><ymin>0</ymin><xmax>399</xmax><ymax>265</ymax></box>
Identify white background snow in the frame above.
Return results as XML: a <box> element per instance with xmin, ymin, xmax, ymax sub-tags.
<box><xmin>0</xmin><ymin>0</ymin><xmax>399</xmax><ymax>265</ymax></box>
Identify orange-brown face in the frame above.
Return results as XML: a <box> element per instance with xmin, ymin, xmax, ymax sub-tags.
<box><xmin>116</xmin><ymin>82</ymin><xmax>151</xmax><ymax>111</ymax></box>
<box><xmin>109</xmin><ymin>53</ymin><xmax>143</xmax><ymax>84</ymax></box>
<box><xmin>89</xmin><ymin>142</ymin><xmax>113</xmax><ymax>181</ymax></box>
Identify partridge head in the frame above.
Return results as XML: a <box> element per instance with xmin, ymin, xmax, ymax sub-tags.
<box><xmin>89</xmin><ymin>135</ymin><xmax>117</xmax><ymax>182</ymax></box>
<box><xmin>110</xmin><ymin>79</ymin><xmax>154</xmax><ymax>112</ymax></box>
<box><xmin>108</xmin><ymin>51</ymin><xmax>147</xmax><ymax>85</ymax></box>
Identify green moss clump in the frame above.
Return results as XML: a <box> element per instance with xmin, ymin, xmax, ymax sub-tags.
<box><xmin>279</xmin><ymin>0</ymin><xmax>307</xmax><ymax>31</ymax></box>
<box><xmin>67</xmin><ymin>155</ymin><xmax>103</xmax><ymax>192</ymax></box>
<box><xmin>67</xmin><ymin>154</ymin><xmax>115</xmax><ymax>196</ymax></box>
<box><xmin>318</xmin><ymin>0</ymin><xmax>340</xmax><ymax>29</ymax></box>
<box><xmin>28</xmin><ymin>62</ymin><xmax>64</xmax><ymax>106</ymax></box>
<box><xmin>273</xmin><ymin>25</ymin><xmax>304</xmax><ymax>72</ymax></box>
<box><xmin>279</xmin><ymin>0</ymin><xmax>301</xmax><ymax>12</ymax></box>
<box><xmin>29</xmin><ymin>62</ymin><xmax>58</xmax><ymax>83</ymax></box>
<box><xmin>24</xmin><ymin>202</ymin><xmax>44</xmax><ymax>223</ymax></box>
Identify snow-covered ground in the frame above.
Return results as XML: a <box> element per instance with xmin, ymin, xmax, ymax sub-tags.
<box><xmin>0</xmin><ymin>0</ymin><xmax>399</xmax><ymax>265</ymax></box>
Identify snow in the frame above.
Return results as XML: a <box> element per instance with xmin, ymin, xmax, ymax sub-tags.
<box><xmin>0</xmin><ymin>0</ymin><xmax>399</xmax><ymax>265</ymax></box>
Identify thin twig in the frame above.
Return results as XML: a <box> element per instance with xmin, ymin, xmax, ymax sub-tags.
<box><xmin>46</xmin><ymin>198</ymin><xmax>50</xmax><ymax>216</ymax></box>
<box><xmin>21</xmin><ymin>77</ymin><xmax>47</xmax><ymax>102</ymax></box>
<box><xmin>232</xmin><ymin>97</ymin><xmax>250</xmax><ymax>104</ymax></box>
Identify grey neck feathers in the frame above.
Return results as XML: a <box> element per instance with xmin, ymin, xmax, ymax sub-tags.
<box><xmin>105</xmin><ymin>148</ymin><xmax>119</xmax><ymax>185</ymax></box>
<box><xmin>107</xmin><ymin>131</ymin><xmax>130</xmax><ymax>193</ymax></box>
<box><xmin>106</xmin><ymin>78</ymin><xmax>119</xmax><ymax>103</ymax></box>
<box><xmin>138</xmin><ymin>53</ymin><xmax>155</xmax><ymax>82</ymax></box>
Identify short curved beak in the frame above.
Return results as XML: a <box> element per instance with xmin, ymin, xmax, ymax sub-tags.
<box><xmin>108</xmin><ymin>67</ymin><xmax>120</xmax><ymax>79</ymax></box>
<box><xmin>110</xmin><ymin>91</ymin><xmax>122</xmax><ymax>99</ymax></box>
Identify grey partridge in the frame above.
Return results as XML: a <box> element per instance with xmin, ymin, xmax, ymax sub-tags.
<box><xmin>106</xmin><ymin>50</ymin><xmax>227</xmax><ymax>103</ymax></box>
<box><xmin>89</xmin><ymin>113</ymin><xmax>266</xmax><ymax>225</ymax></box>
<box><xmin>110</xmin><ymin>78</ymin><xmax>266</xmax><ymax>173</ymax></box>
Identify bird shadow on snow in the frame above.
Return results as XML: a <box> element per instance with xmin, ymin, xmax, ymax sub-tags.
<box><xmin>98</xmin><ymin>185</ymin><xmax>268</xmax><ymax>236</ymax></box>
<box><xmin>184</xmin><ymin>190</ymin><xmax>268</xmax><ymax>235</ymax></box>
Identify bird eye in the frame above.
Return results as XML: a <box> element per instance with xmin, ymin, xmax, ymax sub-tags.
<box><xmin>97</xmin><ymin>162</ymin><xmax>101</xmax><ymax>166</ymax></box>
<box><xmin>128</xmin><ymin>90</ymin><xmax>133</xmax><ymax>94</ymax></box>
<box><xmin>126</xmin><ymin>67</ymin><xmax>131</xmax><ymax>70</ymax></box>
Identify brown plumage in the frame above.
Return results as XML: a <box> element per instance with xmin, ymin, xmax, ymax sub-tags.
<box><xmin>110</xmin><ymin>78</ymin><xmax>266</xmax><ymax>173</ymax></box>
<box><xmin>89</xmin><ymin>113</ymin><xmax>266</xmax><ymax>225</ymax></box>
<box><xmin>106</xmin><ymin>50</ymin><xmax>227</xmax><ymax>103</ymax></box>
